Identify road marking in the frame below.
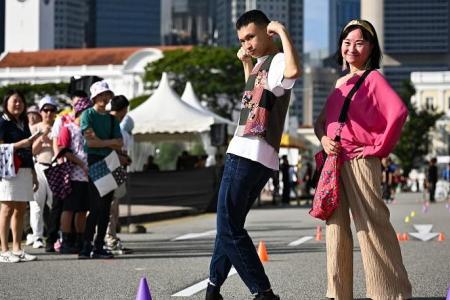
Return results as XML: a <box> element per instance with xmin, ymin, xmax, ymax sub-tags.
<box><xmin>172</xmin><ymin>268</ymin><xmax>237</xmax><ymax>297</ymax></box>
<box><xmin>172</xmin><ymin>230</ymin><xmax>216</xmax><ymax>241</ymax></box>
<box><xmin>288</xmin><ymin>236</ymin><xmax>313</xmax><ymax>246</ymax></box>
<box><xmin>410</xmin><ymin>224</ymin><xmax>439</xmax><ymax>241</ymax></box>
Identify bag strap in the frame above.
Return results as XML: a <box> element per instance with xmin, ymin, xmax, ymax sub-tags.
<box><xmin>338</xmin><ymin>69</ymin><xmax>372</xmax><ymax>123</ymax></box>
<box><xmin>51</xmin><ymin>148</ymin><xmax>72</xmax><ymax>164</ymax></box>
<box><xmin>334</xmin><ymin>69</ymin><xmax>372</xmax><ymax>142</ymax></box>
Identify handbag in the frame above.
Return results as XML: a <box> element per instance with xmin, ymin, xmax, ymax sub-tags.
<box><xmin>309</xmin><ymin>70</ymin><xmax>372</xmax><ymax>220</ymax></box>
<box><xmin>44</xmin><ymin>148</ymin><xmax>73</xmax><ymax>199</ymax></box>
<box><xmin>88</xmin><ymin>151</ymin><xmax>127</xmax><ymax>197</ymax></box>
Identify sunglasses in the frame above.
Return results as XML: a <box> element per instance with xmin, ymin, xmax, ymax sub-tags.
<box><xmin>42</xmin><ymin>108</ymin><xmax>56</xmax><ymax>113</ymax></box>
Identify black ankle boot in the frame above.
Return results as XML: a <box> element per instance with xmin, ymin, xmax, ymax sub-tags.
<box><xmin>253</xmin><ymin>290</ymin><xmax>280</xmax><ymax>300</ymax></box>
<box><xmin>205</xmin><ymin>283</ymin><xmax>223</xmax><ymax>300</ymax></box>
<box><xmin>60</xmin><ymin>233</ymin><xmax>78</xmax><ymax>254</ymax></box>
<box><xmin>78</xmin><ymin>241</ymin><xmax>93</xmax><ymax>259</ymax></box>
<box><xmin>74</xmin><ymin>233</ymin><xmax>84</xmax><ymax>252</ymax></box>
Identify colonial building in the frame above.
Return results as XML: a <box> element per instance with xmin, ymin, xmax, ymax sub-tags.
<box><xmin>411</xmin><ymin>71</ymin><xmax>450</xmax><ymax>157</ymax></box>
<box><xmin>0</xmin><ymin>46</ymin><xmax>191</xmax><ymax>99</ymax></box>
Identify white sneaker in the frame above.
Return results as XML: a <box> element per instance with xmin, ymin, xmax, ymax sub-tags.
<box><xmin>25</xmin><ymin>234</ymin><xmax>34</xmax><ymax>246</ymax></box>
<box><xmin>12</xmin><ymin>250</ymin><xmax>37</xmax><ymax>262</ymax></box>
<box><xmin>32</xmin><ymin>239</ymin><xmax>44</xmax><ymax>249</ymax></box>
<box><xmin>0</xmin><ymin>251</ymin><xmax>20</xmax><ymax>263</ymax></box>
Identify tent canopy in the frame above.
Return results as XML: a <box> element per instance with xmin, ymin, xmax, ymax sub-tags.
<box><xmin>181</xmin><ymin>82</ymin><xmax>234</xmax><ymax>125</ymax></box>
<box><xmin>129</xmin><ymin>72</ymin><xmax>233</xmax><ymax>142</ymax></box>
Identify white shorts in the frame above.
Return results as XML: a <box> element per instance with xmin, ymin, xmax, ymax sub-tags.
<box><xmin>0</xmin><ymin>168</ymin><xmax>33</xmax><ymax>202</ymax></box>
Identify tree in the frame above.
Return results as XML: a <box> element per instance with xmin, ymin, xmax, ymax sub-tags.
<box><xmin>143</xmin><ymin>46</ymin><xmax>244</xmax><ymax>119</ymax></box>
<box><xmin>393</xmin><ymin>80</ymin><xmax>443</xmax><ymax>176</ymax></box>
<box><xmin>0</xmin><ymin>82</ymin><xmax>70</xmax><ymax>106</ymax></box>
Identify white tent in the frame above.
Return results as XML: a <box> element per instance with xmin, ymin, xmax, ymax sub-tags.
<box><xmin>128</xmin><ymin>72</ymin><xmax>233</xmax><ymax>170</ymax></box>
<box><xmin>129</xmin><ymin>72</ymin><xmax>218</xmax><ymax>141</ymax></box>
<box><xmin>181</xmin><ymin>82</ymin><xmax>234</xmax><ymax>126</ymax></box>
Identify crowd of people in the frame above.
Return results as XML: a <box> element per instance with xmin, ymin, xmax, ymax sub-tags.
<box><xmin>0</xmin><ymin>80</ymin><xmax>134</xmax><ymax>263</ymax></box>
<box><xmin>0</xmin><ymin>7</ymin><xmax>417</xmax><ymax>300</ymax></box>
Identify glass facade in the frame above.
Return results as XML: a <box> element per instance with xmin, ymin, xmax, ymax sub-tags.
<box><xmin>54</xmin><ymin>0</ymin><xmax>88</xmax><ymax>49</ymax></box>
<box><xmin>385</xmin><ymin>0</ymin><xmax>449</xmax><ymax>53</ymax></box>
<box><xmin>329</xmin><ymin>0</ymin><xmax>360</xmax><ymax>55</ymax></box>
<box><xmin>88</xmin><ymin>0</ymin><xmax>161</xmax><ymax>47</ymax></box>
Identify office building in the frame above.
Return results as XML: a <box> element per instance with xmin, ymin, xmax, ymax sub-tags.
<box><xmin>329</xmin><ymin>0</ymin><xmax>360</xmax><ymax>55</ymax></box>
<box><xmin>361</xmin><ymin>0</ymin><xmax>450</xmax><ymax>91</ymax></box>
<box><xmin>5</xmin><ymin>0</ymin><xmax>55</xmax><ymax>52</ymax></box>
<box><xmin>86</xmin><ymin>0</ymin><xmax>161</xmax><ymax>47</ymax></box>
<box><xmin>163</xmin><ymin>0</ymin><xmax>215</xmax><ymax>45</ymax></box>
<box><xmin>54</xmin><ymin>0</ymin><xmax>88</xmax><ymax>48</ymax></box>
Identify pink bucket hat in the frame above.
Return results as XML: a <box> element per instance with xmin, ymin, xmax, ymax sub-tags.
<box><xmin>90</xmin><ymin>80</ymin><xmax>114</xmax><ymax>100</ymax></box>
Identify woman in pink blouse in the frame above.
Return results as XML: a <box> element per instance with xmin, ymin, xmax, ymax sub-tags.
<box><xmin>314</xmin><ymin>20</ymin><xmax>412</xmax><ymax>300</ymax></box>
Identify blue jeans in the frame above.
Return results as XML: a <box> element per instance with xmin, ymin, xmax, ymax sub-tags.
<box><xmin>209</xmin><ymin>154</ymin><xmax>273</xmax><ymax>294</ymax></box>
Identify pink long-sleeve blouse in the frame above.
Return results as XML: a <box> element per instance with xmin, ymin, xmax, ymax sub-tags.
<box><xmin>325</xmin><ymin>70</ymin><xmax>408</xmax><ymax>161</ymax></box>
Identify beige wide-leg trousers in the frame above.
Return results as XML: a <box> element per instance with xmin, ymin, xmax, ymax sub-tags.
<box><xmin>326</xmin><ymin>157</ymin><xmax>412</xmax><ymax>300</ymax></box>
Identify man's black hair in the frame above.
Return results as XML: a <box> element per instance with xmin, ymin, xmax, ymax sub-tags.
<box><xmin>236</xmin><ymin>10</ymin><xmax>270</xmax><ymax>30</ymax></box>
<box><xmin>71</xmin><ymin>90</ymin><xmax>88</xmax><ymax>99</ymax></box>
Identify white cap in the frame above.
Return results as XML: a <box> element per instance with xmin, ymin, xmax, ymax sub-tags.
<box><xmin>38</xmin><ymin>96</ymin><xmax>58</xmax><ymax>111</ymax></box>
<box><xmin>90</xmin><ymin>80</ymin><xmax>114</xmax><ymax>100</ymax></box>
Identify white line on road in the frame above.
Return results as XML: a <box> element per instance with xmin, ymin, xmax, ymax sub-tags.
<box><xmin>171</xmin><ymin>268</ymin><xmax>238</xmax><ymax>297</ymax></box>
<box><xmin>172</xmin><ymin>230</ymin><xmax>217</xmax><ymax>241</ymax></box>
<box><xmin>288</xmin><ymin>236</ymin><xmax>313</xmax><ymax>246</ymax></box>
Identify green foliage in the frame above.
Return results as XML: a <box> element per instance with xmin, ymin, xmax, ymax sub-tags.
<box><xmin>129</xmin><ymin>94</ymin><xmax>150</xmax><ymax>110</ymax></box>
<box><xmin>190</xmin><ymin>142</ymin><xmax>206</xmax><ymax>156</ymax></box>
<box><xmin>393</xmin><ymin>80</ymin><xmax>444</xmax><ymax>176</ymax></box>
<box><xmin>154</xmin><ymin>143</ymin><xmax>184</xmax><ymax>170</ymax></box>
<box><xmin>143</xmin><ymin>46</ymin><xmax>244</xmax><ymax>119</ymax></box>
<box><xmin>0</xmin><ymin>82</ymin><xmax>70</xmax><ymax>105</ymax></box>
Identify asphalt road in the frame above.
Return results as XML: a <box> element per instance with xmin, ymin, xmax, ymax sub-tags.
<box><xmin>0</xmin><ymin>192</ymin><xmax>448</xmax><ymax>300</ymax></box>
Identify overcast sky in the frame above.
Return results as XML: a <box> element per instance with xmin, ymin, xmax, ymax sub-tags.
<box><xmin>304</xmin><ymin>0</ymin><xmax>328</xmax><ymax>53</ymax></box>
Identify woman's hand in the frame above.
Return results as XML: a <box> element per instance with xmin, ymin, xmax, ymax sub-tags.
<box><xmin>32</xmin><ymin>171</ymin><xmax>39</xmax><ymax>192</ymax></box>
<box><xmin>321</xmin><ymin>136</ymin><xmax>341</xmax><ymax>155</ymax></box>
<box><xmin>353</xmin><ymin>147</ymin><xmax>364</xmax><ymax>159</ymax></box>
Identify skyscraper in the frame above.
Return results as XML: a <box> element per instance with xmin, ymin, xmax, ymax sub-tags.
<box><xmin>215</xmin><ymin>0</ymin><xmax>304</xmax><ymax>123</ymax></box>
<box><xmin>215</xmin><ymin>0</ymin><xmax>246</xmax><ymax>47</ymax></box>
<box><xmin>329</xmin><ymin>0</ymin><xmax>360</xmax><ymax>55</ymax></box>
<box><xmin>5</xmin><ymin>0</ymin><xmax>55</xmax><ymax>52</ymax></box>
<box><xmin>0</xmin><ymin>1</ymin><xmax>4</xmax><ymax>53</ymax></box>
<box><xmin>362</xmin><ymin>0</ymin><xmax>450</xmax><ymax>91</ymax></box>
<box><xmin>163</xmin><ymin>0</ymin><xmax>215</xmax><ymax>45</ymax></box>
<box><xmin>54</xmin><ymin>0</ymin><xmax>88</xmax><ymax>49</ymax></box>
<box><xmin>86</xmin><ymin>0</ymin><xmax>161</xmax><ymax>47</ymax></box>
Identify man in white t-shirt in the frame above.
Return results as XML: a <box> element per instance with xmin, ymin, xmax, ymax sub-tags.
<box><xmin>206</xmin><ymin>9</ymin><xmax>300</xmax><ymax>300</ymax></box>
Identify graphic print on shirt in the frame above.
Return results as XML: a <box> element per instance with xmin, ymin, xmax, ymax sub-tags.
<box><xmin>238</xmin><ymin>65</ymin><xmax>277</xmax><ymax>138</ymax></box>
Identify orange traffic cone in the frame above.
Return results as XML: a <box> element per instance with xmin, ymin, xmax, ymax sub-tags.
<box><xmin>397</xmin><ymin>233</ymin><xmax>403</xmax><ymax>241</ymax></box>
<box><xmin>315</xmin><ymin>225</ymin><xmax>322</xmax><ymax>241</ymax></box>
<box><xmin>257</xmin><ymin>241</ymin><xmax>269</xmax><ymax>262</ymax></box>
<box><xmin>437</xmin><ymin>233</ymin><xmax>445</xmax><ymax>242</ymax></box>
<box><xmin>402</xmin><ymin>233</ymin><xmax>409</xmax><ymax>241</ymax></box>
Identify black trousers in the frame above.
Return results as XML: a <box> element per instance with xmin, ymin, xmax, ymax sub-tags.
<box><xmin>46</xmin><ymin>196</ymin><xmax>63</xmax><ymax>244</ymax></box>
<box><xmin>428</xmin><ymin>182</ymin><xmax>436</xmax><ymax>202</ymax></box>
<box><xmin>83</xmin><ymin>154</ymin><xmax>114</xmax><ymax>249</ymax></box>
